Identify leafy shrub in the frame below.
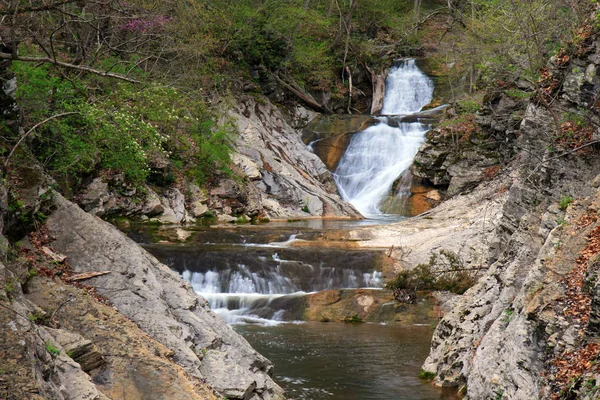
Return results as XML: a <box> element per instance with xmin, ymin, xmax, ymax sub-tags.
<box><xmin>10</xmin><ymin>63</ymin><xmax>235</xmax><ymax>190</ymax></box>
<box><xmin>386</xmin><ymin>250</ymin><xmax>478</xmax><ymax>294</ymax></box>
<box><xmin>559</xmin><ymin>195</ymin><xmax>574</xmax><ymax>210</ymax></box>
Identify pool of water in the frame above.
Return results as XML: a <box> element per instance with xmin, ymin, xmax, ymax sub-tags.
<box><xmin>120</xmin><ymin>222</ymin><xmax>456</xmax><ymax>399</ymax></box>
<box><xmin>236</xmin><ymin>323</ymin><xmax>459</xmax><ymax>400</ymax></box>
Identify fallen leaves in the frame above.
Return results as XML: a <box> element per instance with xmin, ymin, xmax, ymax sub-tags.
<box><xmin>551</xmin><ymin>343</ymin><xmax>600</xmax><ymax>397</ymax></box>
<box><xmin>577</xmin><ymin>210</ymin><xmax>598</xmax><ymax>229</ymax></box>
<box><xmin>548</xmin><ymin>218</ymin><xmax>600</xmax><ymax>397</ymax></box>
<box><xmin>556</xmin><ymin>121</ymin><xmax>594</xmax><ymax>152</ymax></box>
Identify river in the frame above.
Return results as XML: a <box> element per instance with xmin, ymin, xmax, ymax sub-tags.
<box><xmin>124</xmin><ymin>59</ymin><xmax>453</xmax><ymax>399</ymax></box>
<box><xmin>237</xmin><ymin>323</ymin><xmax>457</xmax><ymax>400</ymax></box>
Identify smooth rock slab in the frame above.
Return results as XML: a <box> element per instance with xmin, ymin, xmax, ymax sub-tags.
<box><xmin>46</xmin><ymin>193</ymin><xmax>284</xmax><ymax>400</ymax></box>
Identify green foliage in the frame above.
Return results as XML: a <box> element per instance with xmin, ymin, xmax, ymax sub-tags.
<box><xmin>343</xmin><ymin>314</ymin><xmax>364</xmax><ymax>323</ymax></box>
<box><xmin>386</xmin><ymin>250</ymin><xmax>477</xmax><ymax>294</ymax></box>
<box><xmin>4</xmin><ymin>281</ymin><xmax>16</xmax><ymax>300</ymax></box>
<box><xmin>503</xmin><ymin>89</ymin><xmax>534</xmax><ymax>99</ymax></box>
<box><xmin>437</xmin><ymin>0</ymin><xmax>591</xmax><ymax>94</ymax></box>
<box><xmin>163</xmin><ymin>0</ymin><xmax>419</xmax><ymax>94</ymax></box>
<box><xmin>28</xmin><ymin>310</ymin><xmax>51</xmax><ymax>326</ymax></box>
<box><xmin>494</xmin><ymin>388</ymin><xmax>505</xmax><ymax>400</ymax></box>
<box><xmin>10</xmin><ymin>63</ymin><xmax>235</xmax><ymax>190</ymax></box>
<box><xmin>419</xmin><ymin>370</ymin><xmax>436</xmax><ymax>380</ymax></box>
<box><xmin>45</xmin><ymin>341</ymin><xmax>60</xmax><ymax>357</ymax></box>
<box><xmin>559</xmin><ymin>195</ymin><xmax>574</xmax><ymax>210</ymax></box>
<box><xmin>456</xmin><ymin>99</ymin><xmax>480</xmax><ymax>114</ymax></box>
<box><xmin>235</xmin><ymin>215</ymin><xmax>250</xmax><ymax>224</ymax></box>
<box><xmin>562</xmin><ymin>111</ymin><xmax>586</xmax><ymax>126</ymax></box>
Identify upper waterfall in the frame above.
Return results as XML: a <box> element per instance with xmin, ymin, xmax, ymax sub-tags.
<box><xmin>333</xmin><ymin>59</ymin><xmax>434</xmax><ymax>216</ymax></box>
<box><xmin>381</xmin><ymin>59</ymin><xmax>434</xmax><ymax>114</ymax></box>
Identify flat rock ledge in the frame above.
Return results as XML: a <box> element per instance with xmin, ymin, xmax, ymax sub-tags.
<box><xmin>47</xmin><ymin>193</ymin><xmax>284</xmax><ymax>400</ymax></box>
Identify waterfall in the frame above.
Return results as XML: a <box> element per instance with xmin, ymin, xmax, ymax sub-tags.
<box><xmin>334</xmin><ymin>59</ymin><xmax>434</xmax><ymax>216</ymax></box>
<box><xmin>146</xmin><ymin>241</ymin><xmax>384</xmax><ymax>325</ymax></box>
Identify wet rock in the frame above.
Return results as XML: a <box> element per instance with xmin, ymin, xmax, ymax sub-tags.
<box><xmin>302</xmin><ymin>114</ymin><xmax>379</xmax><ymax>170</ymax></box>
<box><xmin>393</xmin><ymin>289</ymin><xmax>416</xmax><ymax>304</ymax></box>
<box><xmin>303</xmin><ymin>289</ymin><xmax>439</xmax><ymax>325</ymax></box>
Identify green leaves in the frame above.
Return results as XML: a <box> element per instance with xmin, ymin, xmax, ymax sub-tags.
<box><xmin>10</xmin><ymin>63</ymin><xmax>235</xmax><ymax>190</ymax></box>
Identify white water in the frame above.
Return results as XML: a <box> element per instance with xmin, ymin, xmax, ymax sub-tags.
<box><xmin>178</xmin><ymin>239</ymin><xmax>384</xmax><ymax>324</ymax></box>
<box><xmin>334</xmin><ymin>59</ymin><xmax>434</xmax><ymax>216</ymax></box>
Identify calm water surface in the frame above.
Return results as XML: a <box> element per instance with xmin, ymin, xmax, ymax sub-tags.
<box><xmin>236</xmin><ymin>322</ymin><xmax>458</xmax><ymax>400</ymax></box>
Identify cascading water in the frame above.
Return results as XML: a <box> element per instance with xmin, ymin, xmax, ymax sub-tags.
<box><xmin>334</xmin><ymin>59</ymin><xmax>434</xmax><ymax>216</ymax></box>
<box><xmin>145</xmin><ymin>238</ymin><xmax>383</xmax><ymax>324</ymax></box>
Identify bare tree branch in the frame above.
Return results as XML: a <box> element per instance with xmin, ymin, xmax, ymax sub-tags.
<box><xmin>0</xmin><ymin>52</ymin><xmax>141</xmax><ymax>83</ymax></box>
<box><xmin>5</xmin><ymin>111</ymin><xmax>80</xmax><ymax>168</ymax></box>
<box><xmin>0</xmin><ymin>0</ymin><xmax>79</xmax><ymax>15</ymax></box>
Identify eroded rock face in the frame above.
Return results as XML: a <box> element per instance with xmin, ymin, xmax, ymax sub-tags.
<box><xmin>411</xmin><ymin>93</ymin><xmax>526</xmax><ymax>196</ymax></box>
<box><xmin>77</xmin><ymin>95</ymin><xmax>359</xmax><ymax>222</ymax></box>
<box><xmin>419</xmin><ymin>88</ymin><xmax>600</xmax><ymax>399</ymax></box>
<box><xmin>230</xmin><ymin>97</ymin><xmax>361</xmax><ymax>218</ymax></box>
<box><xmin>46</xmin><ymin>193</ymin><xmax>284</xmax><ymax>400</ymax></box>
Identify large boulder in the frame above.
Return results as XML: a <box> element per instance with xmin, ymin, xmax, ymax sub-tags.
<box><xmin>46</xmin><ymin>193</ymin><xmax>284</xmax><ymax>400</ymax></box>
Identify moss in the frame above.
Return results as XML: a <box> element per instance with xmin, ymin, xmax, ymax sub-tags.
<box><xmin>343</xmin><ymin>314</ymin><xmax>363</xmax><ymax>323</ymax></box>
<box><xmin>419</xmin><ymin>370</ymin><xmax>436</xmax><ymax>380</ymax></box>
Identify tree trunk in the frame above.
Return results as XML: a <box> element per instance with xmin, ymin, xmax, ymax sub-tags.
<box><xmin>414</xmin><ymin>0</ymin><xmax>422</xmax><ymax>17</ymax></box>
<box><xmin>369</xmin><ymin>68</ymin><xmax>386</xmax><ymax>114</ymax></box>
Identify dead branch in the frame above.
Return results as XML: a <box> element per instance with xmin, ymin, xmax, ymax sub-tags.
<box><xmin>64</xmin><ymin>271</ymin><xmax>111</xmax><ymax>282</ymax></box>
<box><xmin>0</xmin><ymin>52</ymin><xmax>141</xmax><ymax>83</ymax></box>
<box><xmin>4</xmin><ymin>111</ymin><xmax>80</xmax><ymax>168</ymax></box>
<box><xmin>270</xmin><ymin>72</ymin><xmax>330</xmax><ymax>113</ymax></box>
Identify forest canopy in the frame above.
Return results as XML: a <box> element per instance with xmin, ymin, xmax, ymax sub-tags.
<box><xmin>0</xmin><ymin>0</ymin><xmax>595</xmax><ymax>189</ymax></box>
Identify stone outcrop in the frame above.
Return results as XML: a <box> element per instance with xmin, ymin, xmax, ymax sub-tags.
<box><xmin>351</xmin><ymin>99</ymin><xmax>600</xmax><ymax>398</ymax></box>
<box><xmin>76</xmin><ymin>95</ymin><xmax>360</xmax><ymax>222</ymax></box>
<box><xmin>1</xmin><ymin>255</ymin><xmax>223</xmax><ymax>400</ymax></box>
<box><xmin>411</xmin><ymin>93</ymin><xmax>526</xmax><ymax>196</ymax></box>
<box><xmin>303</xmin><ymin>289</ymin><xmax>442</xmax><ymax>325</ymax></box>
<box><xmin>398</xmin><ymin>32</ymin><xmax>600</xmax><ymax>399</ymax></box>
<box><xmin>45</xmin><ymin>192</ymin><xmax>284</xmax><ymax>399</ymax></box>
<box><xmin>345</xmin><ymin>173</ymin><xmax>509</xmax><ymax>269</ymax></box>
<box><xmin>229</xmin><ymin>96</ymin><xmax>361</xmax><ymax>218</ymax></box>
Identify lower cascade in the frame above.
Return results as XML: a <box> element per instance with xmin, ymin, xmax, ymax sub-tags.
<box><xmin>333</xmin><ymin>59</ymin><xmax>434</xmax><ymax>216</ymax></box>
<box><xmin>146</xmin><ymin>238</ymin><xmax>383</xmax><ymax>324</ymax></box>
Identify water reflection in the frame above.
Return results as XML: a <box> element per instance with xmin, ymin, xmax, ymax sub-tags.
<box><xmin>236</xmin><ymin>323</ymin><xmax>459</xmax><ymax>400</ymax></box>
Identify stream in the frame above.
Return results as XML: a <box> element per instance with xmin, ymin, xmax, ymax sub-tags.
<box><xmin>333</xmin><ymin>59</ymin><xmax>433</xmax><ymax>216</ymax></box>
<box><xmin>125</xmin><ymin>59</ymin><xmax>454</xmax><ymax>399</ymax></box>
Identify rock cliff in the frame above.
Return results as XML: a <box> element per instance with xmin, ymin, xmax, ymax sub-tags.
<box><xmin>76</xmin><ymin>95</ymin><xmax>360</xmax><ymax>224</ymax></box>
<box><xmin>385</xmin><ymin>26</ymin><xmax>600</xmax><ymax>399</ymax></box>
<box><xmin>0</xmin><ymin>158</ymin><xmax>284</xmax><ymax>399</ymax></box>
<box><xmin>47</xmin><ymin>193</ymin><xmax>284</xmax><ymax>399</ymax></box>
